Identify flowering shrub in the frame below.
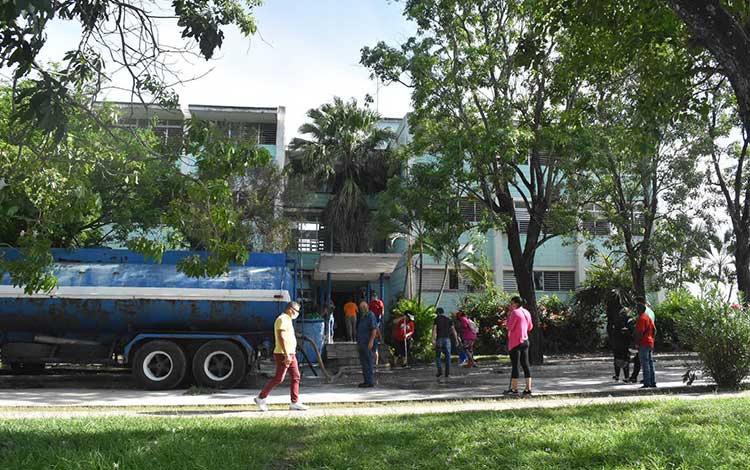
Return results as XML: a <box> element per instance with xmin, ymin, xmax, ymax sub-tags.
<box><xmin>678</xmin><ymin>292</ymin><xmax>750</xmax><ymax>388</ymax></box>
<box><xmin>459</xmin><ymin>286</ymin><xmax>513</xmax><ymax>354</ymax></box>
<box><xmin>459</xmin><ymin>289</ymin><xmax>604</xmax><ymax>355</ymax></box>
<box><xmin>539</xmin><ymin>295</ymin><xmax>604</xmax><ymax>354</ymax></box>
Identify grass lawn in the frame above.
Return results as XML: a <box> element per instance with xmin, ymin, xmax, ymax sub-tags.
<box><xmin>2</xmin><ymin>398</ymin><xmax>750</xmax><ymax>469</ymax></box>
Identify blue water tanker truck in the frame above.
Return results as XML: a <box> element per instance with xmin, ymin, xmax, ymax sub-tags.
<box><xmin>0</xmin><ymin>248</ymin><xmax>295</xmax><ymax>390</ymax></box>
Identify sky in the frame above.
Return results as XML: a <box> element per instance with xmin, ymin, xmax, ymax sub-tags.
<box><xmin>31</xmin><ymin>0</ymin><xmax>416</xmax><ymax>143</ymax></box>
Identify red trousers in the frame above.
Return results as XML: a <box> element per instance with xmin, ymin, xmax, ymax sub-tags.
<box><xmin>259</xmin><ymin>353</ymin><xmax>300</xmax><ymax>403</ymax></box>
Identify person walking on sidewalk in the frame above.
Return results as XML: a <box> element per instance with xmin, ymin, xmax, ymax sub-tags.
<box><xmin>456</xmin><ymin>311</ymin><xmax>478</xmax><ymax>368</ymax></box>
<box><xmin>505</xmin><ymin>296</ymin><xmax>534</xmax><ymax>396</ymax></box>
<box><xmin>254</xmin><ymin>302</ymin><xmax>309</xmax><ymax>411</ymax></box>
<box><xmin>343</xmin><ymin>298</ymin><xmax>358</xmax><ymax>342</ymax></box>
<box><xmin>356</xmin><ymin>301</ymin><xmax>379</xmax><ymax>388</ymax></box>
<box><xmin>635</xmin><ymin>303</ymin><xmax>657</xmax><ymax>388</ymax></box>
<box><xmin>432</xmin><ymin>308</ymin><xmax>459</xmax><ymax>378</ymax></box>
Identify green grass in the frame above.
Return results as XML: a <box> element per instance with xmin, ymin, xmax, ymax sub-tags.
<box><xmin>2</xmin><ymin>398</ymin><xmax>750</xmax><ymax>469</ymax></box>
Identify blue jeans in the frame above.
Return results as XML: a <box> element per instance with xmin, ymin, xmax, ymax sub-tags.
<box><xmin>358</xmin><ymin>343</ymin><xmax>375</xmax><ymax>385</ymax></box>
<box><xmin>435</xmin><ymin>337</ymin><xmax>452</xmax><ymax>376</ymax></box>
<box><xmin>639</xmin><ymin>345</ymin><xmax>656</xmax><ymax>387</ymax></box>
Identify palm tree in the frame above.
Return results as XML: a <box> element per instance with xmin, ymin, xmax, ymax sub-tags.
<box><xmin>290</xmin><ymin>97</ymin><xmax>394</xmax><ymax>252</ymax></box>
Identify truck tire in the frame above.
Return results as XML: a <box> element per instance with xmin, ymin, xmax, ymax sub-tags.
<box><xmin>192</xmin><ymin>340</ymin><xmax>247</xmax><ymax>389</ymax></box>
<box><xmin>133</xmin><ymin>340</ymin><xmax>187</xmax><ymax>390</ymax></box>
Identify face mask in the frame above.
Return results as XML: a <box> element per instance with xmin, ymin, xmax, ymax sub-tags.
<box><xmin>291</xmin><ymin>310</ymin><xmax>300</xmax><ymax>320</ymax></box>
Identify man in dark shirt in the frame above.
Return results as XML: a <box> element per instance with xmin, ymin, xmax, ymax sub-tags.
<box><xmin>356</xmin><ymin>301</ymin><xmax>379</xmax><ymax>388</ymax></box>
<box><xmin>432</xmin><ymin>308</ymin><xmax>459</xmax><ymax>378</ymax></box>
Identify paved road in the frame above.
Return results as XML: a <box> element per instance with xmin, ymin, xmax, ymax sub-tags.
<box><xmin>0</xmin><ymin>353</ymin><xmax>712</xmax><ymax>410</ymax></box>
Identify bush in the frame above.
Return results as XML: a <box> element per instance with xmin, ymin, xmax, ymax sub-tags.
<box><xmin>391</xmin><ymin>298</ymin><xmax>436</xmax><ymax>363</ymax></box>
<box><xmin>678</xmin><ymin>292</ymin><xmax>750</xmax><ymax>388</ymax></box>
<box><xmin>653</xmin><ymin>289</ymin><xmax>699</xmax><ymax>350</ymax></box>
<box><xmin>459</xmin><ymin>286</ymin><xmax>513</xmax><ymax>355</ymax></box>
<box><xmin>540</xmin><ymin>294</ymin><xmax>604</xmax><ymax>354</ymax></box>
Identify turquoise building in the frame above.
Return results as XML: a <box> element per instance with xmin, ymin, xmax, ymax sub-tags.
<box><xmin>105</xmin><ymin>102</ymin><xmax>609</xmax><ymax>333</ymax></box>
<box><xmin>287</xmin><ymin>114</ymin><xmax>611</xmax><ymax>325</ymax></box>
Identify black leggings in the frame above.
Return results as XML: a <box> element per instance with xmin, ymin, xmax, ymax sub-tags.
<box><xmin>510</xmin><ymin>341</ymin><xmax>531</xmax><ymax>379</ymax></box>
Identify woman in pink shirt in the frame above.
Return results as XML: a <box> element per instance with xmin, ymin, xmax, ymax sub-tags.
<box><xmin>505</xmin><ymin>296</ymin><xmax>534</xmax><ymax>395</ymax></box>
<box><xmin>456</xmin><ymin>311</ymin><xmax>478</xmax><ymax>368</ymax></box>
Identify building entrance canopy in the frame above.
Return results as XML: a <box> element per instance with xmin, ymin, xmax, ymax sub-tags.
<box><xmin>313</xmin><ymin>253</ymin><xmax>402</xmax><ymax>281</ymax></box>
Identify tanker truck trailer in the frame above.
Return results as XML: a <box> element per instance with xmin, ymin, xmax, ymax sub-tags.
<box><xmin>0</xmin><ymin>248</ymin><xmax>294</xmax><ymax>390</ymax></box>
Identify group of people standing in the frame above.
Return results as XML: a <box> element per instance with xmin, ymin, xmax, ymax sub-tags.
<box><xmin>255</xmin><ymin>294</ymin><xmax>657</xmax><ymax>412</ymax></box>
<box><xmin>428</xmin><ymin>296</ymin><xmax>534</xmax><ymax>396</ymax></box>
<box><xmin>609</xmin><ymin>296</ymin><xmax>657</xmax><ymax>388</ymax></box>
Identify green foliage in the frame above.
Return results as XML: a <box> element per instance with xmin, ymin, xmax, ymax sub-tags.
<box><xmin>0</xmin><ymin>0</ymin><xmax>261</xmax><ymax>144</ymax></box>
<box><xmin>653</xmin><ymin>289</ymin><xmax>700</xmax><ymax>350</ymax></box>
<box><xmin>678</xmin><ymin>291</ymin><xmax>750</xmax><ymax>388</ymax></box>
<box><xmin>392</xmin><ymin>298</ymin><xmax>435</xmax><ymax>362</ymax></box>
<box><xmin>459</xmin><ymin>285</ymin><xmax>514</xmax><ymax>355</ymax></box>
<box><xmin>574</xmin><ymin>256</ymin><xmax>633</xmax><ymax>322</ymax></box>
<box><xmin>375</xmin><ymin>161</ymin><xmax>474</xmax><ymax>303</ymax></box>
<box><xmin>0</xmin><ymin>83</ymin><xmax>290</xmax><ymax>292</ymax></box>
<box><xmin>540</xmin><ymin>294</ymin><xmax>603</xmax><ymax>354</ymax></box>
<box><xmin>363</xmin><ymin>1</ymin><xmax>599</xmax><ymax>362</ymax></box>
<box><xmin>290</xmin><ymin>97</ymin><xmax>394</xmax><ymax>252</ymax></box>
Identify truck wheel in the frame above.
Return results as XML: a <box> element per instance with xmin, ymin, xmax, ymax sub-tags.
<box><xmin>192</xmin><ymin>340</ymin><xmax>247</xmax><ymax>389</ymax></box>
<box><xmin>133</xmin><ymin>340</ymin><xmax>186</xmax><ymax>390</ymax></box>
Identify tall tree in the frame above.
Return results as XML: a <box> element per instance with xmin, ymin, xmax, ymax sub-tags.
<box><xmin>375</xmin><ymin>160</ymin><xmax>473</xmax><ymax>305</ymax></box>
<box><xmin>701</xmin><ymin>80</ymin><xmax>750</xmax><ymax>300</ymax></box>
<box><xmin>668</xmin><ymin>1</ymin><xmax>750</xmax><ymax>132</ymax></box>
<box><xmin>0</xmin><ymin>83</ymin><xmax>286</xmax><ymax>292</ymax></box>
<box><xmin>0</xmin><ymin>1</ymin><xmax>260</xmax><ymax>145</ymax></box>
<box><xmin>554</xmin><ymin>0</ymin><xmax>750</xmax><ymax>308</ymax></box>
<box><xmin>290</xmin><ymin>97</ymin><xmax>394</xmax><ymax>252</ymax></box>
<box><xmin>584</xmin><ymin>78</ymin><xmax>703</xmax><ymax>298</ymax></box>
<box><xmin>362</xmin><ymin>0</ymin><xmax>593</xmax><ymax>364</ymax></box>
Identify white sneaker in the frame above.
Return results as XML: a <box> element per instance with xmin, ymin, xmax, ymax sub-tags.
<box><xmin>254</xmin><ymin>396</ymin><xmax>268</xmax><ymax>412</ymax></box>
<box><xmin>289</xmin><ymin>401</ymin><xmax>309</xmax><ymax>411</ymax></box>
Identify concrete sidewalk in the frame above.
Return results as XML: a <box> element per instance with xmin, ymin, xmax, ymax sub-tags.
<box><xmin>0</xmin><ymin>353</ymin><xmax>710</xmax><ymax>409</ymax></box>
<box><xmin>1</xmin><ymin>390</ymin><xmax>747</xmax><ymax>420</ymax></box>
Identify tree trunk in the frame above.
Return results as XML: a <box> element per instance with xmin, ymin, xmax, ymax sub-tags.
<box><xmin>631</xmin><ymin>262</ymin><xmax>647</xmax><ymax>299</ymax></box>
<box><xmin>669</xmin><ymin>0</ymin><xmax>750</xmax><ymax>129</ymax></box>
<box><xmin>735</xmin><ymin>244</ymin><xmax>750</xmax><ymax>303</ymax></box>
<box><xmin>505</xmin><ymin>221</ymin><xmax>544</xmax><ymax>365</ymax></box>
<box><xmin>417</xmin><ymin>239</ymin><xmax>424</xmax><ymax>305</ymax></box>
<box><xmin>403</xmin><ymin>242</ymin><xmax>413</xmax><ymax>299</ymax></box>
<box><xmin>434</xmin><ymin>259</ymin><xmax>450</xmax><ymax>308</ymax></box>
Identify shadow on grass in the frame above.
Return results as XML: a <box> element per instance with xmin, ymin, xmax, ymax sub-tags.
<box><xmin>2</xmin><ymin>399</ymin><xmax>750</xmax><ymax>470</ymax></box>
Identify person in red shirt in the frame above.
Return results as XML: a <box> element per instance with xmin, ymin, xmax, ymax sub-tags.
<box><xmin>368</xmin><ymin>293</ymin><xmax>385</xmax><ymax>366</ymax></box>
<box><xmin>368</xmin><ymin>292</ymin><xmax>384</xmax><ymax>318</ymax></box>
<box><xmin>634</xmin><ymin>303</ymin><xmax>657</xmax><ymax>388</ymax></box>
<box><xmin>393</xmin><ymin>313</ymin><xmax>415</xmax><ymax>367</ymax></box>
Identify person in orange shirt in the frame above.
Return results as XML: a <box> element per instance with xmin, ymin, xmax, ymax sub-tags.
<box><xmin>343</xmin><ymin>297</ymin><xmax>358</xmax><ymax>342</ymax></box>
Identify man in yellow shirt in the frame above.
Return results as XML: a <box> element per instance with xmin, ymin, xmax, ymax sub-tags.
<box><xmin>254</xmin><ymin>302</ymin><xmax>308</xmax><ymax>411</ymax></box>
<box><xmin>343</xmin><ymin>297</ymin><xmax>358</xmax><ymax>342</ymax></box>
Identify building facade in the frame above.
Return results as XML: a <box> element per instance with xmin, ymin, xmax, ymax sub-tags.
<box><xmin>105</xmin><ymin>101</ymin><xmax>608</xmax><ymax>333</ymax></box>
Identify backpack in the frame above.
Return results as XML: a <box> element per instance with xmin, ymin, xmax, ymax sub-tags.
<box><xmin>466</xmin><ymin>318</ymin><xmax>479</xmax><ymax>334</ymax></box>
